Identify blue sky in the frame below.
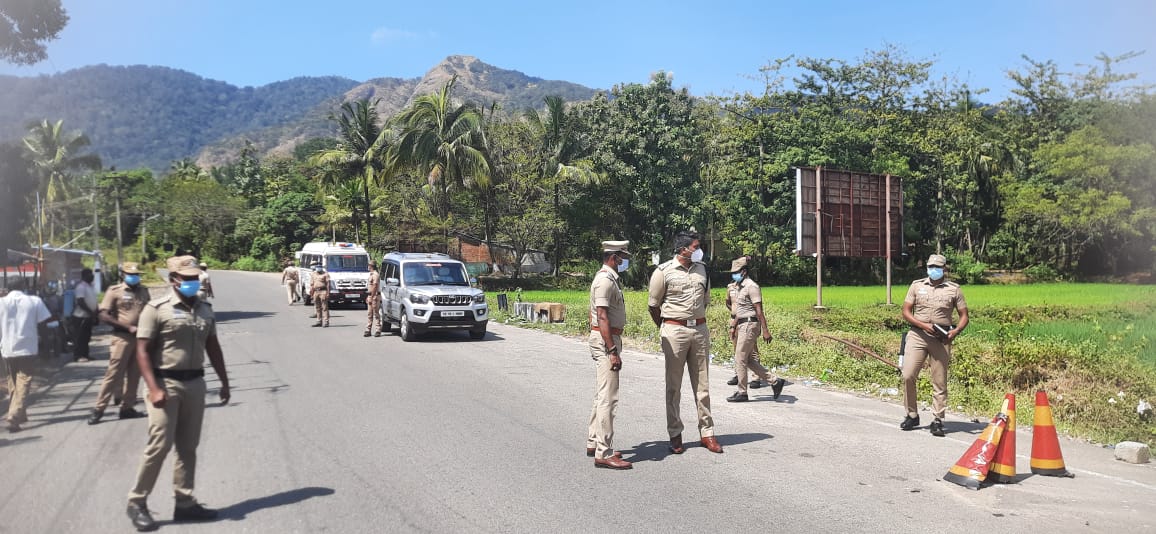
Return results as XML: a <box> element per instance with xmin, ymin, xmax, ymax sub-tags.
<box><xmin>3</xmin><ymin>0</ymin><xmax>1154</xmax><ymax>101</ymax></box>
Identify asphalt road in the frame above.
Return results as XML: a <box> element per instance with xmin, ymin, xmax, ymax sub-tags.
<box><xmin>2</xmin><ymin>270</ymin><xmax>1154</xmax><ymax>533</ymax></box>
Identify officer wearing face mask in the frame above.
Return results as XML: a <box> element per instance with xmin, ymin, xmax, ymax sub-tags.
<box><xmin>88</xmin><ymin>262</ymin><xmax>151</xmax><ymax>424</ymax></box>
<box><xmin>724</xmin><ymin>256</ymin><xmax>785</xmax><ymax>403</ymax></box>
<box><xmin>585</xmin><ymin>240</ymin><xmax>632</xmax><ymax>470</ymax></box>
<box><xmin>899</xmin><ymin>253</ymin><xmax>969</xmax><ymax>437</ymax></box>
<box><xmin>648</xmin><ymin>230</ymin><xmax>721</xmax><ymax>454</ymax></box>
<box><xmin>310</xmin><ymin>262</ymin><xmax>331</xmax><ymax>328</ymax></box>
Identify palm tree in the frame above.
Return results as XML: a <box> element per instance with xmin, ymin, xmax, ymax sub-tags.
<box><xmin>391</xmin><ymin>77</ymin><xmax>490</xmax><ymax>221</ymax></box>
<box><xmin>169</xmin><ymin>158</ymin><xmax>208</xmax><ymax>180</ymax></box>
<box><xmin>309</xmin><ymin>99</ymin><xmax>393</xmax><ymax>247</ymax></box>
<box><xmin>524</xmin><ymin>95</ymin><xmax>602</xmax><ymax>274</ymax></box>
<box><xmin>22</xmin><ymin>119</ymin><xmax>102</xmax><ymax>242</ymax></box>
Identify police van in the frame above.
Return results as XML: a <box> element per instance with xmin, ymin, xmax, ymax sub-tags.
<box><xmin>294</xmin><ymin>242</ymin><xmax>372</xmax><ymax>307</ymax></box>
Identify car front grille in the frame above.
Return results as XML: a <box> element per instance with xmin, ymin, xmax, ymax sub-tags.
<box><xmin>432</xmin><ymin>295</ymin><xmax>472</xmax><ymax>306</ymax></box>
<box><xmin>334</xmin><ymin>280</ymin><xmax>367</xmax><ymax>290</ymax></box>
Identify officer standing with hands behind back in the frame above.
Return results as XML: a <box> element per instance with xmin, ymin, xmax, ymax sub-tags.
<box><xmin>126</xmin><ymin>255</ymin><xmax>229</xmax><ymax>531</ymax></box>
<box><xmin>899</xmin><ymin>253</ymin><xmax>969</xmax><ymax>437</ymax></box>
<box><xmin>311</xmin><ymin>261</ymin><xmax>331</xmax><ymax>328</ymax></box>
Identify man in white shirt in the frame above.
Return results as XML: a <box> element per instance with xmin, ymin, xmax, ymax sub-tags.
<box><xmin>1</xmin><ymin>276</ymin><xmax>56</xmax><ymax>432</ymax></box>
<box><xmin>71</xmin><ymin>268</ymin><xmax>97</xmax><ymax>362</ymax></box>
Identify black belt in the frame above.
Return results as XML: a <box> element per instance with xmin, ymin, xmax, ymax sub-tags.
<box><xmin>734</xmin><ymin>316</ymin><xmax>759</xmax><ymax>325</ymax></box>
<box><xmin>154</xmin><ymin>368</ymin><xmax>204</xmax><ymax>381</ymax></box>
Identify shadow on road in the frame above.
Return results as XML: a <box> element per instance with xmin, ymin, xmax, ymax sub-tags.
<box><xmin>0</xmin><ymin>435</ymin><xmax>43</xmax><ymax>448</ymax></box>
<box><xmin>215</xmin><ymin>311</ymin><xmax>276</xmax><ymax>324</ymax></box>
<box><xmin>217</xmin><ymin>486</ymin><xmax>336</xmax><ymax>520</ymax></box>
<box><xmin>621</xmin><ymin>432</ymin><xmax>773</xmax><ymax>463</ymax></box>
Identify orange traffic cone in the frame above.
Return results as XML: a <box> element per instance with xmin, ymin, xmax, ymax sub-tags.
<box><xmin>1030</xmin><ymin>390</ymin><xmax>1074</xmax><ymax>477</ymax></box>
<box><xmin>944</xmin><ymin>413</ymin><xmax>1008</xmax><ymax>490</ymax></box>
<box><xmin>989</xmin><ymin>393</ymin><xmax>1017</xmax><ymax>483</ymax></box>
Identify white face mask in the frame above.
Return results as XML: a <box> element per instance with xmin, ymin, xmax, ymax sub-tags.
<box><xmin>616</xmin><ymin>258</ymin><xmax>629</xmax><ymax>272</ymax></box>
<box><xmin>690</xmin><ymin>248</ymin><xmax>704</xmax><ymax>263</ymax></box>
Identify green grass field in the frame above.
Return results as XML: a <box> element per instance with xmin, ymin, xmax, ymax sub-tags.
<box><xmin>493</xmin><ymin>283</ymin><xmax>1156</xmax><ymax>445</ymax></box>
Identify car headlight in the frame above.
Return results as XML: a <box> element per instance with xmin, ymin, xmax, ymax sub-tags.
<box><xmin>472</xmin><ymin>293</ymin><xmax>486</xmax><ymax>304</ymax></box>
<box><xmin>409</xmin><ymin>293</ymin><xmax>429</xmax><ymax>304</ymax></box>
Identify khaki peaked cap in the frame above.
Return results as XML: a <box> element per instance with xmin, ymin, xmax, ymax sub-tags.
<box><xmin>927</xmin><ymin>254</ymin><xmax>947</xmax><ymax>268</ymax></box>
<box><xmin>730</xmin><ymin>256</ymin><xmax>749</xmax><ymax>273</ymax></box>
<box><xmin>121</xmin><ymin>262</ymin><xmax>142</xmax><ymax>274</ymax></box>
<box><xmin>167</xmin><ymin>255</ymin><xmax>202</xmax><ymax>277</ymax></box>
<box><xmin>602</xmin><ymin>240</ymin><xmax>631</xmax><ymax>257</ymax></box>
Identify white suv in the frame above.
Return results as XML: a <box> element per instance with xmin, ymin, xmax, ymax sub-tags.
<box><xmin>379</xmin><ymin>252</ymin><xmax>488</xmax><ymax>341</ymax></box>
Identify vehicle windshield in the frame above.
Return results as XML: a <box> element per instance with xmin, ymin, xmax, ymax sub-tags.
<box><xmin>402</xmin><ymin>262</ymin><xmax>469</xmax><ymax>286</ymax></box>
<box><xmin>326</xmin><ymin>254</ymin><xmax>369</xmax><ymax>272</ymax></box>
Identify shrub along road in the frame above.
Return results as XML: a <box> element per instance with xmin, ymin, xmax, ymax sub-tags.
<box><xmin>1</xmin><ymin>270</ymin><xmax>1153</xmax><ymax>532</ymax></box>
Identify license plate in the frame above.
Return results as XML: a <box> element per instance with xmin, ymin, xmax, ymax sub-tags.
<box><xmin>442</xmin><ymin>311</ymin><xmax>465</xmax><ymax>317</ymax></box>
<box><xmin>345</xmin><ymin>293</ymin><xmax>360</xmax><ymax>299</ymax></box>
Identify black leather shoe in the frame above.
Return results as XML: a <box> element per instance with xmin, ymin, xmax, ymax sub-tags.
<box><xmin>173</xmin><ymin>502</ymin><xmax>219</xmax><ymax>522</ymax></box>
<box><xmin>726</xmin><ymin>376</ymin><xmax>738</xmax><ymax>386</ymax></box>
<box><xmin>900</xmin><ymin>415</ymin><xmax>920</xmax><ymax>431</ymax></box>
<box><xmin>363</xmin><ymin>331</ymin><xmax>371</xmax><ymax>337</ymax></box>
<box><xmin>119</xmin><ymin>408</ymin><xmax>146</xmax><ymax>420</ymax></box>
<box><xmin>113</xmin><ymin>396</ymin><xmax>122</xmax><ymax>406</ymax></box>
<box><xmin>373</xmin><ymin>332</ymin><xmax>381</xmax><ymax>337</ymax></box>
<box><xmin>311</xmin><ymin>322</ymin><xmax>322</xmax><ymax>327</ymax></box>
<box><xmin>88</xmin><ymin>409</ymin><xmax>104</xmax><ymax>425</ymax></box>
<box><xmin>929</xmin><ymin>418</ymin><xmax>945</xmax><ymax>437</ymax></box>
<box><xmin>726</xmin><ymin>391</ymin><xmax>749</xmax><ymax>402</ymax></box>
<box><xmin>749</xmin><ymin>379</ymin><xmax>766</xmax><ymax>389</ymax></box>
<box><xmin>771</xmin><ymin>378</ymin><xmax>786</xmax><ymax>400</ymax></box>
<box><xmin>127</xmin><ymin>503</ymin><xmax>157</xmax><ymax>532</ymax></box>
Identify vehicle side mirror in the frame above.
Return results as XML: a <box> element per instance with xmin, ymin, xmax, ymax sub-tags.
<box><xmin>386</xmin><ymin>278</ymin><xmax>399</xmax><ymax>286</ymax></box>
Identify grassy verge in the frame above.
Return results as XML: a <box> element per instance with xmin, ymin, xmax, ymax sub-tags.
<box><xmin>491</xmin><ymin>283</ymin><xmax>1156</xmax><ymax>446</ymax></box>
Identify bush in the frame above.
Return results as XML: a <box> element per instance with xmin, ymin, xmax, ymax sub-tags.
<box><xmin>1024</xmin><ymin>264</ymin><xmax>1060</xmax><ymax>283</ymax></box>
<box><xmin>946</xmin><ymin>249</ymin><xmax>987</xmax><ymax>285</ymax></box>
<box><xmin>232</xmin><ymin>255</ymin><xmax>278</xmax><ymax>272</ymax></box>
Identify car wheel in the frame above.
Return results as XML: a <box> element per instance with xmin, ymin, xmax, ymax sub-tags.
<box><xmin>468</xmin><ymin>327</ymin><xmax>486</xmax><ymax>340</ymax></box>
<box><xmin>400</xmin><ymin>312</ymin><xmax>417</xmax><ymax>342</ymax></box>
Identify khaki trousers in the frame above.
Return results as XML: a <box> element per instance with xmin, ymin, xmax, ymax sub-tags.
<box><xmin>285</xmin><ymin>283</ymin><xmax>299</xmax><ymax>305</ymax></box>
<box><xmin>661</xmin><ymin>323</ymin><xmax>714</xmax><ymax>438</ymax></box>
<box><xmin>313</xmin><ymin>291</ymin><xmax>330</xmax><ymax>324</ymax></box>
<box><xmin>585</xmin><ymin>331</ymin><xmax>622</xmax><ymax>459</ymax></box>
<box><xmin>734</xmin><ymin>321</ymin><xmax>776</xmax><ymax>394</ymax></box>
<box><xmin>94</xmin><ymin>334</ymin><xmax>141</xmax><ymax>412</ymax></box>
<box><xmin>128</xmin><ymin>377</ymin><xmax>206</xmax><ymax>507</ymax></box>
<box><xmin>4</xmin><ymin>356</ymin><xmax>36</xmax><ymax>423</ymax></box>
<box><xmin>901</xmin><ymin>330</ymin><xmax>951</xmax><ymax>419</ymax></box>
<box><xmin>366</xmin><ymin>295</ymin><xmax>381</xmax><ymax>334</ymax></box>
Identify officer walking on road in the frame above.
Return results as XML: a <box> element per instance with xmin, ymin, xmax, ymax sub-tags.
<box><xmin>281</xmin><ymin>260</ymin><xmax>299</xmax><ymax>305</ymax></box>
<box><xmin>311</xmin><ymin>262</ymin><xmax>330</xmax><ymax>328</ymax></box>
<box><xmin>724</xmin><ymin>256</ymin><xmax>786</xmax><ymax>403</ymax></box>
<box><xmin>648</xmin><ymin>230</ymin><xmax>722</xmax><ymax>454</ymax></box>
<box><xmin>365</xmin><ymin>261</ymin><xmax>382</xmax><ymax>337</ymax></box>
<box><xmin>586</xmin><ymin>240</ymin><xmax>633</xmax><ymax>470</ymax></box>
<box><xmin>900</xmin><ymin>253</ymin><xmax>969</xmax><ymax>437</ymax></box>
<box><xmin>126</xmin><ymin>255</ymin><xmax>229</xmax><ymax>531</ymax></box>
<box><xmin>88</xmin><ymin>262</ymin><xmax>149</xmax><ymax>424</ymax></box>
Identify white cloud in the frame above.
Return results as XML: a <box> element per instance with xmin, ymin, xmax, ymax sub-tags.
<box><xmin>370</xmin><ymin>27</ymin><xmax>420</xmax><ymax>45</ymax></box>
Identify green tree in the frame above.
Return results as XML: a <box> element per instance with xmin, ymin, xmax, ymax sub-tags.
<box><xmin>310</xmin><ymin>99</ymin><xmax>391</xmax><ymax>247</ymax></box>
<box><xmin>22</xmin><ymin>119</ymin><xmax>102</xmax><ymax>242</ymax></box>
<box><xmin>0</xmin><ymin>0</ymin><xmax>68</xmax><ymax>65</ymax></box>
<box><xmin>0</xmin><ymin>143</ymin><xmax>37</xmax><ymax>257</ymax></box>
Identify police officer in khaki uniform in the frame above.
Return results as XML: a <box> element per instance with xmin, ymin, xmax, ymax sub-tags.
<box><xmin>647</xmin><ymin>230</ymin><xmax>721</xmax><ymax>454</ymax></box>
<box><xmin>126</xmin><ymin>256</ymin><xmax>229</xmax><ymax>531</ymax></box>
<box><xmin>724</xmin><ymin>255</ymin><xmax>761</xmax><ymax>389</ymax></box>
<box><xmin>281</xmin><ymin>260</ymin><xmax>299</xmax><ymax>305</ymax></box>
<box><xmin>88</xmin><ymin>262</ymin><xmax>149</xmax><ymax>424</ymax></box>
<box><xmin>585</xmin><ymin>240</ymin><xmax>632</xmax><ymax>470</ymax></box>
<box><xmin>311</xmin><ymin>262</ymin><xmax>331</xmax><ymax>328</ymax></box>
<box><xmin>365</xmin><ymin>261</ymin><xmax>382</xmax><ymax>337</ymax></box>
<box><xmin>900</xmin><ymin>253</ymin><xmax>969</xmax><ymax>437</ymax></box>
<box><xmin>724</xmin><ymin>256</ymin><xmax>786</xmax><ymax>403</ymax></box>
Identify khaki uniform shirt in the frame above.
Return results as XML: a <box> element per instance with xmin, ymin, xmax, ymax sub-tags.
<box><xmin>136</xmin><ymin>291</ymin><xmax>216</xmax><ymax>371</ymax></box>
<box><xmin>311</xmin><ymin>272</ymin><xmax>331</xmax><ymax>294</ymax></box>
<box><xmin>648</xmin><ymin>260</ymin><xmax>709</xmax><ymax>320</ymax></box>
<box><xmin>904</xmin><ymin>278</ymin><xmax>967</xmax><ymax>326</ymax></box>
<box><xmin>728</xmin><ymin>277</ymin><xmax>761</xmax><ymax>319</ymax></box>
<box><xmin>100</xmin><ymin>282</ymin><xmax>151</xmax><ymax>339</ymax></box>
<box><xmin>367</xmin><ymin>270</ymin><xmax>381</xmax><ymax>295</ymax></box>
<box><xmin>589</xmin><ymin>266</ymin><xmax>626</xmax><ymax>330</ymax></box>
<box><xmin>281</xmin><ymin>266</ymin><xmax>298</xmax><ymax>284</ymax></box>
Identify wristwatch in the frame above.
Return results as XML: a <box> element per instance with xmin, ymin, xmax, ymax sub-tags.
<box><xmin>607</xmin><ymin>345</ymin><xmax>619</xmax><ymax>355</ymax></box>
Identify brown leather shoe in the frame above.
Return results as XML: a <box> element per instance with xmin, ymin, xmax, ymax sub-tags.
<box><xmin>669</xmin><ymin>434</ymin><xmax>685</xmax><ymax>454</ymax></box>
<box><xmin>701</xmin><ymin>436</ymin><xmax>723</xmax><ymax>454</ymax></box>
<box><xmin>594</xmin><ymin>456</ymin><xmax>633</xmax><ymax>470</ymax></box>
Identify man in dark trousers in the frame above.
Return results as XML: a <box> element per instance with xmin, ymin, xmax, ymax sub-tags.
<box><xmin>71</xmin><ymin>268</ymin><xmax>97</xmax><ymax>362</ymax></box>
<box><xmin>125</xmin><ymin>256</ymin><xmax>229</xmax><ymax>531</ymax></box>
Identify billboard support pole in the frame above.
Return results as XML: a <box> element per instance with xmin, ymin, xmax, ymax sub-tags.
<box><xmin>814</xmin><ymin>166</ymin><xmax>825</xmax><ymax>309</ymax></box>
<box><xmin>885</xmin><ymin>173</ymin><xmax>893</xmax><ymax>305</ymax></box>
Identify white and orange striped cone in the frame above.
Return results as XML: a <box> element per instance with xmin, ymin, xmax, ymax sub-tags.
<box><xmin>944</xmin><ymin>413</ymin><xmax>1008</xmax><ymax>490</ymax></box>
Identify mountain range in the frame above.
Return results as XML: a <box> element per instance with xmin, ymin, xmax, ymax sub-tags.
<box><xmin>0</xmin><ymin>55</ymin><xmax>599</xmax><ymax>172</ymax></box>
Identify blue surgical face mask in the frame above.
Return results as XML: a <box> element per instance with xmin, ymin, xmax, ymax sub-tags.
<box><xmin>731</xmin><ymin>273</ymin><xmax>744</xmax><ymax>283</ymax></box>
<box><xmin>124</xmin><ymin>274</ymin><xmax>141</xmax><ymax>286</ymax></box>
<box><xmin>927</xmin><ymin>267</ymin><xmax>944</xmax><ymax>281</ymax></box>
<box><xmin>177</xmin><ymin>280</ymin><xmax>201</xmax><ymax>298</ymax></box>
<box><xmin>616</xmin><ymin>258</ymin><xmax>629</xmax><ymax>272</ymax></box>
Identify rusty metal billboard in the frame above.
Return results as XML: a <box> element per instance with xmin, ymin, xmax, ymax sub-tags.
<box><xmin>795</xmin><ymin>167</ymin><xmax>903</xmax><ymax>258</ymax></box>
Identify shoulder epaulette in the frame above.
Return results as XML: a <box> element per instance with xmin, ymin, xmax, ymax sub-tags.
<box><xmin>146</xmin><ymin>294</ymin><xmax>173</xmax><ymax>308</ymax></box>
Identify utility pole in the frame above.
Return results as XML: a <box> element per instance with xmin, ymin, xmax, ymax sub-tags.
<box><xmin>91</xmin><ymin>174</ymin><xmax>99</xmax><ymax>253</ymax></box>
